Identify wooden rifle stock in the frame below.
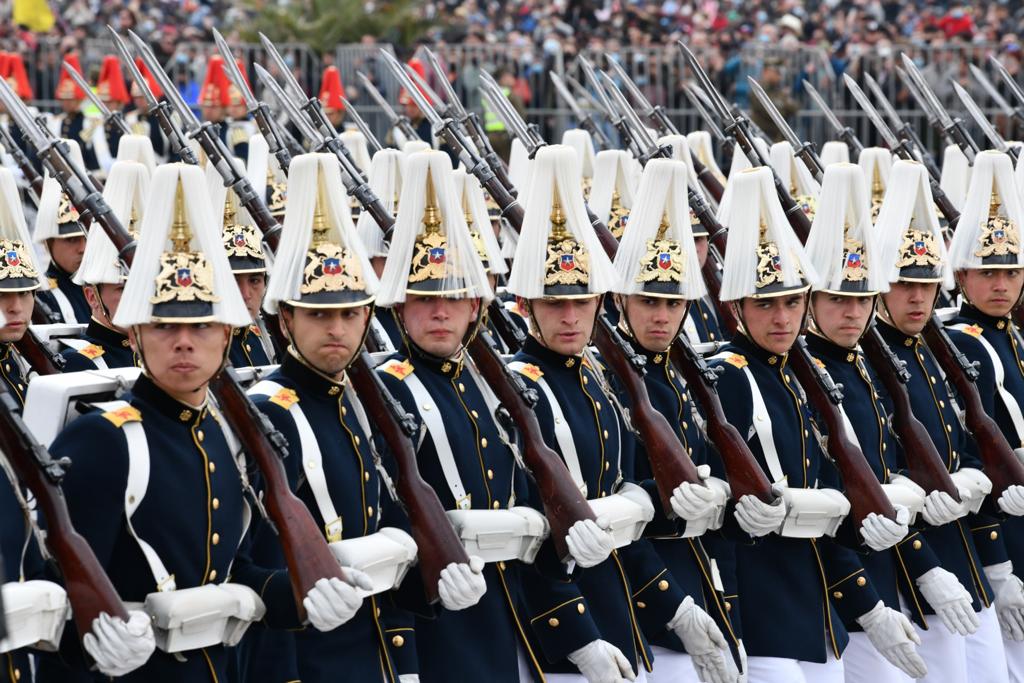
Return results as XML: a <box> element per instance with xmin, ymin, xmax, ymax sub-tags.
<box><xmin>0</xmin><ymin>388</ymin><xmax>127</xmax><ymax>638</ymax></box>
<box><xmin>466</xmin><ymin>335</ymin><xmax>595</xmax><ymax>562</ymax></box>
<box><xmin>920</xmin><ymin>317</ymin><xmax>1024</xmax><ymax>500</ymax></box>
<box><xmin>668</xmin><ymin>337</ymin><xmax>773</xmax><ymax>502</ymax></box>
<box><xmin>210</xmin><ymin>370</ymin><xmax>345</xmax><ymax>619</ymax></box>
<box><xmin>15</xmin><ymin>329</ymin><xmax>65</xmax><ymax>375</ymax></box>
<box><xmin>346</xmin><ymin>354</ymin><xmax>468</xmax><ymax>602</ymax></box>
<box><xmin>859</xmin><ymin>327</ymin><xmax>961</xmax><ymax>498</ymax></box>
<box><xmin>591</xmin><ymin>316</ymin><xmax>701</xmax><ymax>515</ymax></box>
<box><xmin>691</xmin><ymin>156</ymin><xmax>724</xmax><ymax>202</ymax></box>
<box><xmin>789</xmin><ymin>339</ymin><xmax>897</xmax><ymax>524</ymax></box>
<box><xmin>485</xmin><ymin>299</ymin><xmax>526</xmax><ymax>354</ymax></box>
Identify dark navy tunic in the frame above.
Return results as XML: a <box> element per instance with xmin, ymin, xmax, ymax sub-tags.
<box><xmin>59</xmin><ymin>319</ymin><xmax>136</xmax><ymax>372</ymax></box>
<box><xmin>37</xmin><ymin>264</ymin><xmax>90</xmax><ymax>326</ymax></box>
<box><xmin>228</xmin><ymin>324</ymin><xmax>272</xmax><ymax>369</ymax></box>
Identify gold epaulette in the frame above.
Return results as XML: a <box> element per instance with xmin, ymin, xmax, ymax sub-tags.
<box><xmin>269</xmin><ymin>387</ymin><xmax>299</xmax><ymax>410</ymax></box>
<box><xmin>723</xmin><ymin>353</ymin><xmax>748</xmax><ymax>369</ymax></box>
<box><xmin>960</xmin><ymin>324</ymin><xmax>984</xmax><ymax>338</ymax></box>
<box><xmin>380</xmin><ymin>359</ymin><xmax>414</xmax><ymax>380</ymax></box>
<box><xmin>515</xmin><ymin>363</ymin><xmax>544</xmax><ymax>381</ymax></box>
<box><xmin>102</xmin><ymin>405</ymin><xmax>142</xmax><ymax>427</ymax></box>
<box><xmin>77</xmin><ymin>344</ymin><xmax>104</xmax><ymax>360</ymax></box>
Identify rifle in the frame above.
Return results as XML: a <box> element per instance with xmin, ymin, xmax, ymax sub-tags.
<box><xmin>421</xmin><ymin>48</ymin><xmax>514</xmax><ymax>193</ymax></box>
<box><xmin>969</xmin><ymin>63</ymin><xmax>1022</xmax><ymax>131</ymax></box>
<box><xmin>109</xmin><ymin>28</ymin><xmax>198</xmax><ymax>166</ymax></box>
<box><xmin>680</xmin><ymin>43</ymin><xmax>814</xmax><ymax>241</ymax></box>
<box><xmin>129</xmin><ymin>31</ymin><xmax>282</xmax><ymax>252</ymax></box>
<box><xmin>550</xmin><ymin>72</ymin><xmax>612</xmax><ymax>149</ymax></box>
<box><xmin>340</xmin><ymin>96</ymin><xmax>383</xmax><ymax>153</ymax></box>
<box><xmin>576</xmin><ymin>58</ymin><xmax>642</xmax><ymax>160</ymax></box>
<box><xmin>844</xmin><ymin>74</ymin><xmax>961</xmax><ymax>230</ymax></box>
<box><xmin>15</xmin><ymin>328</ymin><xmax>66</xmax><ymax>376</ymax></box>
<box><xmin>485</xmin><ymin>298</ymin><xmax>527</xmax><ymax>354</ymax></box>
<box><xmin>0</xmin><ymin>124</ymin><xmax>43</xmax><ymax>199</ymax></box>
<box><xmin>357</xmin><ymin>71</ymin><xmax>420</xmax><ymax>144</ymax></box>
<box><xmin>803</xmin><ymin>80</ymin><xmax>865</xmax><ymax>158</ymax></box>
<box><xmin>862</xmin><ymin>71</ymin><xmax>942</xmax><ymax>180</ymax></box>
<box><xmin>213</xmin><ymin>30</ymin><xmax>294</xmax><ymax>176</ymax></box>
<box><xmin>260</xmin><ymin>35</ymin><xmax>367</xmax><ymax>183</ymax></box>
<box><xmin>988</xmin><ymin>57</ymin><xmax>1024</xmax><ymax>131</ymax></box>
<box><xmin>953</xmin><ymin>82</ymin><xmax>1019</xmax><ymax>163</ymax></box>
<box><xmin>0</xmin><ymin>386</ymin><xmax>128</xmax><ymax>639</ymax></box>
<box><xmin>254</xmin><ymin>65</ymin><xmax>396</xmax><ymax>242</ymax></box>
<box><xmin>748</xmin><ymin>76</ymin><xmax>824</xmax><ymax>179</ymax></box>
<box><xmin>900</xmin><ymin>55</ymin><xmax>980</xmax><ymax>169</ymax></box>
<box><xmin>62</xmin><ymin>63</ymin><xmax>130</xmax><ymax>137</ymax></box>
<box><xmin>0</xmin><ymin>71</ymin><xmax>347</xmax><ymax>623</ymax></box>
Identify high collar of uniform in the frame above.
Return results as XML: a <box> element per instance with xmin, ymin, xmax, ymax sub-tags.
<box><xmin>623</xmin><ymin>330</ymin><xmax>670</xmax><ymax>367</ymax></box>
<box><xmin>875</xmin><ymin>318</ymin><xmax>919</xmax><ymax>349</ymax></box>
<box><xmin>47</xmin><ymin>261</ymin><xmax>72</xmax><ymax>282</ymax></box>
<box><xmin>732</xmin><ymin>331</ymin><xmax>788</xmax><ymax>368</ymax></box>
<box><xmin>958</xmin><ymin>302</ymin><xmax>1012</xmax><ymax>331</ymax></box>
<box><xmin>522</xmin><ymin>334</ymin><xmax>587</xmax><ymax>373</ymax></box>
<box><xmin>281</xmin><ymin>349</ymin><xmax>347</xmax><ymax>400</ymax></box>
<box><xmin>805</xmin><ymin>331</ymin><xmax>859</xmax><ymax>365</ymax></box>
<box><xmin>132</xmin><ymin>373</ymin><xmax>208</xmax><ymax>425</ymax></box>
<box><xmin>87</xmin><ymin>318</ymin><xmax>130</xmax><ymax>348</ymax></box>
<box><xmin>404</xmin><ymin>337</ymin><xmax>465</xmax><ymax>378</ymax></box>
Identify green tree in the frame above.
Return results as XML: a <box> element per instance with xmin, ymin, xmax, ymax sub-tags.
<box><xmin>241</xmin><ymin>0</ymin><xmax>431</xmax><ymax>54</ymax></box>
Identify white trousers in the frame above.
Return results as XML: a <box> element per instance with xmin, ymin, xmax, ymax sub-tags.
<box><xmin>647</xmin><ymin>645</ymin><xmax>702</xmax><ymax>683</ymax></box>
<box><xmin>746</xmin><ymin>652</ymin><xmax>844</xmax><ymax>683</ymax></box>
<box><xmin>516</xmin><ymin>646</ymin><xmax>649</xmax><ymax>683</ymax></box>
<box><xmin>915</xmin><ymin>606</ymin><xmax>1008</xmax><ymax>683</ymax></box>
<box><xmin>1006</xmin><ymin>637</ymin><xmax>1024</xmax><ymax>683</ymax></box>
<box><xmin>842</xmin><ymin>631</ymin><xmax>914</xmax><ymax>683</ymax></box>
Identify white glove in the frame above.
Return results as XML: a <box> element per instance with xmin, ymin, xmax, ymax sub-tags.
<box><xmin>303</xmin><ymin>576</ymin><xmax>365</xmax><ymax>631</ymax></box>
<box><xmin>950</xmin><ymin>468</ymin><xmax>993</xmax><ymax>514</ymax></box>
<box><xmin>667</xmin><ymin>596</ymin><xmax>739</xmax><ymax>683</ymax></box>
<box><xmin>671</xmin><ymin>465</ymin><xmax>729</xmax><ymax>521</ymax></box>
<box><xmin>859</xmin><ymin>506</ymin><xmax>910</xmax><ymax>551</ymax></box>
<box><xmin>734</xmin><ymin>491</ymin><xmax>787</xmax><ymax>538</ymax></box>
<box><xmin>856</xmin><ymin>600</ymin><xmax>927</xmax><ymax>679</ymax></box>
<box><xmin>916</xmin><ymin>567</ymin><xmax>980</xmax><ymax>635</ymax></box>
<box><xmin>998</xmin><ymin>485</ymin><xmax>1024</xmax><ymax>516</ymax></box>
<box><xmin>567</xmin><ymin>639</ymin><xmax>637</xmax><ymax>683</ymax></box>
<box><xmin>399</xmin><ymin>676</ymin><xmax>420</xmax><ymax>683</ymax></box>
<box><xmin>437</xmin><ymin>556</ymin><xmax>487</xmax><ymax>611</ymax></box>
<box><xmin>566</xmin><ymin>517</ymin><xmax>616</xmax><ymax>568</ymax></box>
<box><xmin>921</xmin><ymin>489</ymin><xmax>969</xmax><ymax>527</ymax></box>
<box><xmin>82</xmin><ymin>610</ymin><xmax>155</xmax><ymax>677</ymax></box>
<box><xmin>985</xmin><ymin>562</ymin><xmax>1024</xmax><ymax>641</ymax></box>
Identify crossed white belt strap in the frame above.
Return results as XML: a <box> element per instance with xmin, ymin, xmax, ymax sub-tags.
<box><xmin>48</xmin><ymin>286</ymin><xmax>77</xmax><ymax>325</ymax></box>
<box><xmin>950</xmin><ymin>323</ymin><xmax>1024</xmax><ymax>445</ymax></box>
<box><xmin>95</xmin><ymin>400</ymin><xmax>250</xmax><ymax>593</ymax></box>
<box><xmin>249</xmin><ymin>380</ymin><xmax>344</xmax><ymax>542</ymax></box>
<box><xmin>507</xmin><ymin>361</ymin><xmax>588</xmax><ymax>497</ymax></box>
<box><xmin>59</xmin><ymin>338</ymin><xmax>109</xmax><ymax>370</ymax></box>
<box><xmin>711</xmin><ymin>353</ymin><xmax>785</xmax><ymax>484</ymax></box>
<box><xmin>401</xmin><ymin>373</ymin><xmax>472</xmax><ymax>509</ymax></box>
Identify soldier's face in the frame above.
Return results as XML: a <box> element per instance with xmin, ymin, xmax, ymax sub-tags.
<box><xmin>131</xmin><ymin>322</ymin><xmax>231</xmax><ymax>404</ymax></box>
<box><xmin>528</xmin><ymin>296</ymin><xmax>601</xmax><ymax>356</ymax></box>
<box><xmin>0</xmin><ymin>291</ymin><xmax>33</xmax><ymax>342</ymax></box>
<box><xmin>622</xmin><ymin>295</ymin><xmax>686</xmax><ymax>352</ymax></box>
<box><xmin>737</xmin><ymin>293</ymin><xmax>806</xmax><ymax>354</ymax></box>
<box><xmin>234</xmin><ymin>273</ymin><xmax>266</xmax><ymax>320</ymax></box>
<box><xmin>881</xmin><ymin>281</ymin><xmax>938</xmax><ymax>335</ymax></box>
<box><xmin>59</xmin><ymin>98</ymin><xmax>78</xmax><ymax>114</ymax></box>
<box><xmin>811</xmin><ymin>292</ymin><xmax>873</xmax><ymax>349</ymax></box>
<box><xmin>48</xmin><ymin>235</ymin><xmax>86</xmax><ymax>274</ymax></box>
<box><xmin>85</xmin><ymin>283</ymin><xmax>125</xmax><ymax>331</ymax></box>
<box><xmin>399</xmin><ymin>294</ymin><xmax>480</xmax><ymax>358</ymax></box>
<box><xmin>694</xmin><ymin>236</ymin><xmax>709</xmax><ymax>268</ymax></box>
<box><xmin>282</xmin><ymin>305</ymin><xmax>369</xmax><ymax>376</ymax></box>
<box><xmin>959</xmin><ymin>268</ymin><xmax>1024</xmax><ymax>317</ymax></box>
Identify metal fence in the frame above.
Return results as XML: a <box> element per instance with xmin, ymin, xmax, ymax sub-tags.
<box><xmin>20</xmin><ymin>36</ymin><xmax>1023</xmax><ymax>162</ymax></box>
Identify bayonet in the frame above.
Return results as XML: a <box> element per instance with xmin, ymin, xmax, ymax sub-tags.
<box><xmin>901</xmin><ymin>53</ymin><xmax>978</xmax><ymax>164</ymax></box>
<box><xmin>970</xmin><ymin>64</ymin><xmax>1015</xmax><ymax>118</ymax></box>
<box><xmin>356</xmin><ymin>70</ymin><xmax>419</xmax><ymax>143</ymax></box>
<box><xmin>681</xmin><ymin>82</ymin><xmax>726</xmax><ymax>146</ymax></box>
<box><xmin>604</xmin><ymin>56</ymin><xmax>679</xmax><ymax>136</ymax></box>
<box><xmin>748</xmin><ymin>76</ymin><xmax>823</xmax><ymax>179</ymax></box>
<box><xmin>213</xmin><ymin>29</ymin><xmax>294</xmax><ymax>174</ymax></box>
<box><xmin>108</xmin><ymin>27</ymin><xmax>197</xmax><ymax>165</ymax></box>
<box><xmin>988</xmin><ymin>56</ymin><xmax>1024</xmax><ymax>130</ymax></box>
<box><xmin>597</xmin><ymin>71</ymin><xmax>667</xmax><ymax>166</ymax></box>
<box><xmin>802</xmin><ymin>79</ymin><xmax>864</xmax><ymax>156</ymax></box>
<box><xmin>550</xmin><ymin>72</ymin><xmax>611</xmax><ymax>148</ymax></box>
<box><xmin>479</xmin><ymin>71</ymin><xmax>542</xmax><ymax>151</ymax></box>
<box><xmin>863</xmin><ymin>70</ymin><xmax>941</xmax><ymax>180</ymax></box>
<box><xmin>565</xmin><ymin>75</ymin><xmax>606</xmax><ymax>115</ymax></box>
<box><xmin>63</xmin><ymin>62</ymin><xmax>130</xmax><ymax>136</ymax></box>
<box><xmin>953</xmin><ymin>81</ymin><xmax>1016</xmax><ymax>160</ymax></box>
<box><xmin>339</xmin><ymin>96</ymin><xmax>382</xmax><ymax>153</ymax></box>
<box><xmin>578</xmin><ymin>56</ymin><xmax>639</xmax><ymax>157</ymax></box>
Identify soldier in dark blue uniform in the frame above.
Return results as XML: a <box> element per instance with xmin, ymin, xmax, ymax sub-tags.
<box><xmin>707</xmin><ymin>166</ymin><xmax>915</xmax><ymax>682</ymax></box>
<box><xmin>38</xmin><ymin>163</ymin><xmax>370</xmax><ymax>682</ymax></box>
<box><xmin>211</xmin><ymin>177</ymin><xmax>275</xmax><ymax>368</ymax></box>
<box><xmin>33</xmin><ymin>158</ymin><xmax>90</xmax><ymax>326</ymax></box>
<box><xmin>241</xmin><ymin>152</ymin><xmax>433</xmax><ymax>682</ymax></box>
<box><xmin>376</xmin><ymin>149</ymin><xmax>626</xmax><ymax>683</ymax></box>
<box><xmin>507</xmin><ymin>145</ymin><xmax>739</xmax><ymax>683</ymax></box>
<box><xmin>803</xmin><ymin>162</ymin><xmax>974</xmax><ymax>682</ymax></box>
<box><xmin>610</xmin><ymin>158</ymin><xmax>742</xmax><ymax>682</ymax></box>
<box><xmin>58</xmin><ymin>160</ymin><xmax>147</xmax><ymax>372</ymax></box>
<box><xmin>874</xmin><ymin>158</ymin><xmax>1012</xmax><ymax>682</ymax></box>
<box><xmin>48</xmin><ymin>55</ymin><xmax>99</xmax><ymax>172</ymax></box>
<box><xmin>945</xmin><ymin>150</ymin><xmax>1024</xmax><ymax>681</ymax></box>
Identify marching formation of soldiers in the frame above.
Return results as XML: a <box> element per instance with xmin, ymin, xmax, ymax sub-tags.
<box><xmin>3</xmin><ymin>29</ymin><xmax>1024</xmax><ymax>683</ymax></box>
